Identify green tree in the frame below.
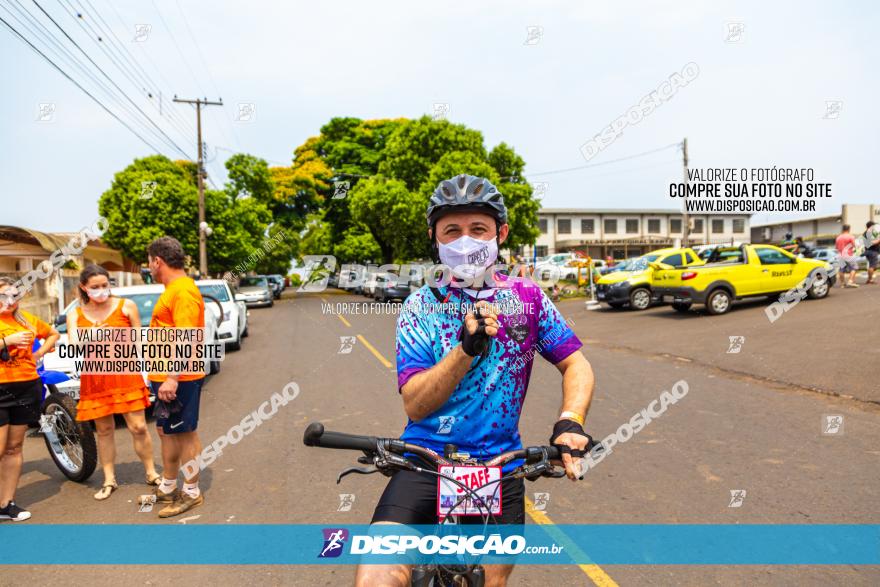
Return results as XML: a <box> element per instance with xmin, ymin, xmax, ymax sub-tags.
<box><xmin>347</xmin><ymin>176</ymin><xmax>423</xmax><ymax>263</ymax></box>
<box><xmin>225</xmin><ymin>153</ymin><xmax>274</xmax><ymax>203</ymax></box>
<box><xmin>333</xmin><ymin>229</ymin><xmax>382</xmax><ymax>263</ymax></box>
<box><xmin>269</xmin><ymin>137</ymin><xmax>330</xmax><ymax>227</ymax></box>
<box><xmin>487</xmin><ymin>143</ymin><xmax>540</xmax><ymax>250</ymax></box>
<box><xmin>282</xmin><ymin>116</ymin><xmax>540</xmax><ymax>264</ymax></box>
<box><xmin>379</xmin><ymin>116</ymin><xmax>486</xmax><ymax>190</ymax></box>
<box><xmin>253</xmin><ymin>223</ymin><xmax>298</xmax><ymax>275</ymax></box>
<box><xmin>98</xmin><ymin>155</ymin><xmax>273</xmax><ymax>273</ymax></box>
<box><xmin>416</xmin><ymin>151</ymin><xmax>539</xmax><ymax>252</ymax></box>
<box><xmin>98</xmin><ymin>155</ymin><xmax>200</xmax><ymax>264</ymax></box>
<box><xmin>312</xmin><ymin>118</ymin><xmax>404</xmax><ymax>254</ymax></box>
<box><xmin>298</xmin><ymin>213</ymin><xmax>333</xmax><ymax>258</ymax></box>
<box><xmin>204</xmin><ymin>190</ymin><xmax>272</xmax><ymax>274</ymax></box>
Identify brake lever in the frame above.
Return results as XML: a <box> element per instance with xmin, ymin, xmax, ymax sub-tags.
<box><xmin>336</xmin><ymin>466</ymin><xmax>379</xmax><ymax>484</ymax></box>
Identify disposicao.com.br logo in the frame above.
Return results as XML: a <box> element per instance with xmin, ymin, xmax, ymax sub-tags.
<box><xmin>318</xmin><ymin>528</ymin><xmax>349</xmax><ymax>558</ymax></box>
<box><xmin>322</xmin><ymin>530</ymin><xmax>562</xmax><ymax>557</ymax></box>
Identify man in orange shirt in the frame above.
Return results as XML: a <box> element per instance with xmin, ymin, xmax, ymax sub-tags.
<box><xmin>146</xmin><ymin>237</ymin><xmax>206</xmax><ymax>517</ymax></box>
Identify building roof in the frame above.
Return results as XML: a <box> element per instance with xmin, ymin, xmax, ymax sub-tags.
<box><xmin>0</xmin><ymin>225</ymin><xmax>134</xmax><ymax>271</ymax></box>
<box><xmin>538</xmin><ymin>207</ymin><xmax>750</xmax><ymax>216</ymax></box>
<box><xmin>750</xmin><ymin>214</ymin><xmax>840</xmax><ymax>229</ymax></box>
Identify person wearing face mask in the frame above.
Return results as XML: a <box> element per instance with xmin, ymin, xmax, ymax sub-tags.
<box><xmin>356</xmin><ymin>175</ymin><xmax>596</xmax><ymax>587</ymax></box>
<box><xmin>0</xmin><ymin>276</ymin><xmax>60</xmax><ymax>521</ymax></box>
<box><xmin>67</xmin><ymin>265</ymin><xmax>158</xmax><ymax>500</ymax></box>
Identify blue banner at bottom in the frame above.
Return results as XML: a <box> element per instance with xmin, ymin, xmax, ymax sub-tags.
<box><xmin>3</xmin><ymin>524</ymin><xmax>877</xmax><ymax>565</ymax></box>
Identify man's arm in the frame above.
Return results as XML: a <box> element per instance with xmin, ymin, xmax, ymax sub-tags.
<box><xmin>552</xmin><ymin>350</ymin><xmax>595</xmax><ymax>480</ymax></box>
<box><xmin>556</xmin><ymin>350</ymin><xmax>594</xmax><ymax>418</ymax></box>
<box><xmin>401</xmin><ymin>345</ymin><xmax>472</xmax><ymax>422</ymax></box>
<box><xmin>401</xmin><ymin>300</ymin><xmax>500</xmax><ymax>422</ymax></box>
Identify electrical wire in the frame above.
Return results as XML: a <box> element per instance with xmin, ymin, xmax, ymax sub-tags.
<box><xmin>0</xmin><ymin>12</ymin><xmax>165</xmax><ymax>153</ymax></box>
<box><xmin>6</xmin><ymin>0</ymin><xmax>175</xmax><ymax>151</ymax></box>
<box><xmin>32</xmin><ymin>0</ymin><xmax>191</xmax><ymax>159</ymax></box>
<box><xmin>97</xmin><ymin>0</ymin><xmax>199</xmax><ymax>138</ymax></box>
<box><xmin>69</xmin><ymin>0</ymin><xmax>197</xmax><ymax>151</ymax></box>
<box><xmin>505</xmin><ymin>141</ymin><xmax>682</xmax><ymax>180</ymax></box>
<box><xmin>173</xmin><ymin>0</ymin><xmax>242</xmax><ymax>152</ymax></box>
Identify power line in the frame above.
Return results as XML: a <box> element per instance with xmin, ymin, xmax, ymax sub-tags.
<box><xmin>64</xmin><ymin>0</ymin><xmax>196</xmax><ymax>151</ymax></box>
<box><xmin>0</xmin><ymin>12</ymin><xmax>165</xmax><ymax>153</ymax></box>
<box><xmin>510</xmin><ymin>142</ymin><xmax>683</xmax><ymax>180</ymax></box>
<box><xmin>173</xmin><ymin>0</ymin><xmax>242</xmax><ymax>151</ymax></box>
<box><xmin>148</xmin><ymin>0</ymin><xmax>237</xmax><ymax>155</ymax></box>
<box><xmin>98</xmin><ymin>0</ymin><xmax>198</xmax><ymax>137</ymax></box>
<box><xmin>32</xmin><ymin>0</ymin><xmax>191</xmax><ymax>159</ymax></box>
<box><xmin>6</xmin><ymin>0</ymin><xmax>169</xmax><ymax>148</ymax></box>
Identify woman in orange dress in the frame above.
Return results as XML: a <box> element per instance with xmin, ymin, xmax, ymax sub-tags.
<box><xmin>67</xmin><ymin>265</ymin><xmax>160</xmax><ymax>500</ymax></box>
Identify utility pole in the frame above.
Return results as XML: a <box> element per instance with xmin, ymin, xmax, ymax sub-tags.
<box><xmin>681</xmin><ymin>137</ymin><xmax>690</xmax><ymax>248</ymax></box>
<box><xmin>173</xmin><ymin>96</ymin><xmax>223</xmax><ymax>276</ymax></box>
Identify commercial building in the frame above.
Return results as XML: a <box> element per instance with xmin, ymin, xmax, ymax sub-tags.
<box><xmin>750</xmin><ymin>204</ymin><xmax>880</xmax><ymax>247</ymax></box>
<box><xmin>523</xmin><ymin>208</ymin><xmax>751</xmax><ymax>260</ymax></box>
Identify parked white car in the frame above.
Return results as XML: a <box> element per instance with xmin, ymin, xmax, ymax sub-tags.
<box><xmin>534</xmin><ymin>252</ymin><xmax>580</xmax><ymax>280</ymax></box>
<box><xmin>196</xmin><ymin>279</ymin><xmax>248</xmax><ymax>351</ymax></box>
<box><xmin>42</xmin><ymin>284</ymin><xmax>223</xmax><ymax>397</ymax></box>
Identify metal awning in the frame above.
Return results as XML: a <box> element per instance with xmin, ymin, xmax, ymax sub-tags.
<box><xmin>0</xmin><ymin>225</ymin><xmax>134</xmax><ymax>271</ymax></box>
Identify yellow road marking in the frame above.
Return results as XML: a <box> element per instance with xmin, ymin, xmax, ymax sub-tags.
<box><xmin>356</xmin><ymin>334</ymin><xmax>393</xmax><ymax>369</ymax></box>
<box><xmin>525</xmin><ymin>497</ymin><xmax>619</xmax><ymax>587</ymax></box>
<box><xmin>336</xmin><ymin>314</ymin><xmax>352</xmax><ymax>328</ymax></box>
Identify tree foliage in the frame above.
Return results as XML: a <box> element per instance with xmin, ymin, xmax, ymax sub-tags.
<box><xmin>348</xmin><ymin>176</ymin><xmax>423</xmax><ymax>262</ymax></box>
<box><xmin>98</xmin><ymin>155</ymin><xmax>274</xmax><ymax>274</ymax></box>
<box><xmin>289</xmin><ymin>116</ymin><xmax>539</xmax><ymax>263</ymax></box>
<box><xmin>99</xmin><ymin>117</ymin><xmax>539</xmax><ymax>273</ymax></box>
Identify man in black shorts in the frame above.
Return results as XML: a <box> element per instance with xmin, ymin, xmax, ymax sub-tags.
<box><xmin>356</xmin><ymin>176</ymin><xmax>597</xmax><ymax>586</ymax></box>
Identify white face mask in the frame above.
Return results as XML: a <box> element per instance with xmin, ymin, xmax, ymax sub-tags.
<box><xmin>86</xmin><ymin>288</ymin><xmax>110</xmax><ymax>302</ymax></box>
<box><xmin>438</xmin><ymin>235</ymin><xmax>498</xmax><ymax>282</ymax></box>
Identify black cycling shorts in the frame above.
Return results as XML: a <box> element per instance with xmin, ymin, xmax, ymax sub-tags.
<box><xmin>0</xmin><ymin>379</ymin><xmax>42</xmax><ymax>427</ymax></box>
<box><xmin>371</xmin><ymin>469</ymin><xmax>525</xmax><ymax>526</ymax></box>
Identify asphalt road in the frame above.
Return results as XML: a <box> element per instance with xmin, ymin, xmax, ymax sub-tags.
<box><xmin>6</xmin><ymin>286</ymin><xmax>879</xmax><ymax>586</ymax></box>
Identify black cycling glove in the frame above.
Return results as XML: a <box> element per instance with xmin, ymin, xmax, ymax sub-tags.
<box><xmin>459</xmin><ymin>308</ymin><xmax>490</xmax><ymax>357</ymax></box>
<box><xmin>550</xmin><ymin>419</ymin><xmax>594</xmax><ymax>458</ymax></box>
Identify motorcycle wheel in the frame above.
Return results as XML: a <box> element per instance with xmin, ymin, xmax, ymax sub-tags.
<box><xmin>41</xmin><ymin>391</ymin><xmax>98</xmax><ymax>482</ymax></box>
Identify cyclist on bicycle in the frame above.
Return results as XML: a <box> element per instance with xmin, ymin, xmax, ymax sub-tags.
<box><xmin>356</xmin><ymin>174</ymin><xmax>596</xmax><ymax>587</ymax></box>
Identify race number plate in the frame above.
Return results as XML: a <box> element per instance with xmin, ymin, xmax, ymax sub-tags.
<box><xmin>437</xmin><ymin>465</ymin><xmax>502</xmax><ymax>517</ymax></box>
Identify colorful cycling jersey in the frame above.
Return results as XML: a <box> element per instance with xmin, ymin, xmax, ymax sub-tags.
<box><xmin>396</xmin><ymin>274</ymin><xmax>582</xmax><ymax>471</ymax></box>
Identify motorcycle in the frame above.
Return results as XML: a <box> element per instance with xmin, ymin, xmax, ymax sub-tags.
<box><xmin>34</xmin><ymin>339</ymin><xmax>97</xmax><ymax>482</ymax></box>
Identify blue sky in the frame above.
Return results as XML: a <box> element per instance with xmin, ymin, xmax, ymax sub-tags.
<box><xmin>3</xmin><ymin>0</ymin><xmax>877</xmax><ymax>232</ymax></box>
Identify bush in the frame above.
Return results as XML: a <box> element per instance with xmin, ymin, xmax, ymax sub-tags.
<box><xmin>288</xmin><ymin>274</ymin><xmax>302</xmax><ymax>287</ymax></box>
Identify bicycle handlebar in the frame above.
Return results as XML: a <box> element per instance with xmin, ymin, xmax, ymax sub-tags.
<box><xmin>303</xmin><ymin>422</ymin><xmax>378</xmax><ymax>452</ymax></box>
<box><xmin>303</xmin><ymin>422</ymin><xmax>564</xmax><ymax>467</ymax></box>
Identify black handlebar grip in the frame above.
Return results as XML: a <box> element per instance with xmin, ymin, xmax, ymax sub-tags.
<box><xmin>546</xmin><ymin>446</ymin><xmax>561</xmax><ymax>460</ymax></box>
<box><xmin>303</xmin><ymin>422</ymin><xmax>325</xmax><ymax>446</ymax></box>
<box><xmin>303</xmin><ymin>422</ymin><xmax>379</xmax><ymax>452</ymax></box>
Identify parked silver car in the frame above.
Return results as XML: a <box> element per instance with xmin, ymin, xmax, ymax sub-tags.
<box><xmin>235</xmin><ymin>276</ymin><xmax>274</xmax><ymax>308</ymax></box>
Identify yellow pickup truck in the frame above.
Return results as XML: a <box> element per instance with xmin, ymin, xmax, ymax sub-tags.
<box><xmin>595</xmin><ymin>247</ymin><xmax>705</xmax><ymax>310</ymax></box>
<box><xmin>651</xmin><ymin>244</ymin><xmax>833</xmax><ymax>315</ymax></box>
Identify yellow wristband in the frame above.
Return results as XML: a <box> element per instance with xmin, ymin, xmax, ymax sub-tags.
<box><xmin>559</xmin><ymin>411</ymin><xmax>584</xmax><ymax>426</ymax></box>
